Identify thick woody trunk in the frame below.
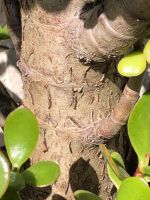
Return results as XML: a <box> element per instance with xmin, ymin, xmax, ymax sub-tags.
<box><xmin>12</xmin><ymin>0</ymin><xmax>150</xmax><ymax>199</ymax></box>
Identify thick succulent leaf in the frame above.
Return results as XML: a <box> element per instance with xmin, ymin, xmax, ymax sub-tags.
<box><xmin>0</xmin><ymin>26</ymin><xmax>9</xmax><ymax>40</ymax></box>
<box><xmin>107</xmin><ymin>152</ymin><xmax>129</xmax><ymax>189</ymax></box>
<box><xmin>143</xmin><ymin>175</ymin><xmax>150</xmax><ymax>183</ymax></box>
<box><xmin>99</xmin><ymin>144</ymin><xmax>124</xmax><ymax>180</ymax></box>
<box><xmin>128</xmin><ymin>93</ymin><xmax>150</xmax><ymax>168</ymax></box>
<box><xmin>144</xmin><ymin>40</ymin><xmax>150</xmax><ymax>64</ymax></box>
<box><xmin>117</xmin><ymin>51</ymin><xmax>146</xmax><ymax>77</ymax></box>
<box><xmin>74</xmin><ymin>190</ymin><xmax>103</xmax><ymax>200</ymax></box>
<box><xmin>4</xmin><ymin>107</ymin><xmax>40</xmax><ymax>169</ymax></box>
<box><xmin>116</xmin><ymin>177</ymin><xmax>150</xmax><ymax>200</ymax></box>
<box><xmin>1</xmin><ymin>190</ymin><xmax>22</xmax><ymax>200</ymax></box>
<box><xmin>22</xmin><ymin>161</ymin><xmax>60</xmax><ymax>187</ymax></box>
<box><xmin>9</xmin><ymin>172</ymin><xmax>25</xmax><ymax>191</ymax></box>
<box><xmin>143</xmin><ymin>166</ymin><xmax>150</xmax><ymax>176</ymax></box>
<box><xmin>0</xmin><ymin>151</ymin><xmax>10</xmax><ymax>198</ymax></box>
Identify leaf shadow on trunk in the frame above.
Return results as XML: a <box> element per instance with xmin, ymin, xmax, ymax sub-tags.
<box><xmin>69</xmin><ymin>157</ymin><xmax>99</xmax><ymax>195</ymax></box>
<box><xmin>21</xmin><ymin>0</ymin><xmax>72</xmax><ymax>12</ymax></box>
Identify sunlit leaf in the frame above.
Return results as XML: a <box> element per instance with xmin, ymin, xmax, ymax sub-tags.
<box><xmin>116</xmin><ymin>177</ymin><xmax>150</xmax><ymax>200</ymax></box>
<box><xmin>107</xmin><ymin>152</ymin><xmax>129</xmax><ymax>189</ymax></box>
<box><xmin>1</xmin><ymin>189</ymin><xmax>22</xmax><ymax>200</ymax></box>
<box><xmin>0</xmin><ymin>151</ymin><xmax>10</xmax><ymax>198</ymax></box>
<box><xmin>4</xmin><ymin>107</ymin><xmax>40</xmax><ymax>169</ymax></box>
<box><xmin>117</xmin><ymin>51</ymin><xmax>146</xmax><ymax>77</ymax></box>
<box><xmin>22</xmin><ymin>161</ymin><xmax>60</xmax><ymax>187</ymax></box>
<box><xmin>128</xmin><ymin>93</ymin><xmax>150</xmax><ymax>169</ymax></box>
<box><xmin>9</xmin><ymin>172</ymin><xmax>25</xmax><ymax>191</ymax></box>
<box><xmin>74</xmin><ymin>190</ymin><xmax>103</xmax><ymax>200</ymax></box>
<box><xmin>144</xmin><ymin>39</ymin><xmax>150</xmax><ymax>64</ymax></box>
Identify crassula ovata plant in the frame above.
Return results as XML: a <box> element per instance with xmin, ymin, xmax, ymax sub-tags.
<box><xmin>0</xmin><ymin>107</ymin><xmax>60</xmax><ymax>200</ymax></box>
<box><xmin>74</xmin><ymin>40</ymin><xmax>150</xmax><ymax>199</ymax></box>
<box><xmin>74</xmin><ymin>91</ymin><xmax>150</xmax><ymax>200</ymax></box>
<box><xmin>117</xmin><ymin>39</ymin><xmax>150</xmax><ymax>78</ymax></box>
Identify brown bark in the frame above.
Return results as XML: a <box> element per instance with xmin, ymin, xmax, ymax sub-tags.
<box><xmin>18</xmin><ymin>0</ymin><xmax>149</xmax><ymax>199</ymax></box>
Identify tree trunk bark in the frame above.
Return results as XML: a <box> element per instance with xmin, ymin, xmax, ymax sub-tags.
<box><xmin>19</xmin><ymin>0</ymin><xmax>149</xmax><ymax>199</ymax></box>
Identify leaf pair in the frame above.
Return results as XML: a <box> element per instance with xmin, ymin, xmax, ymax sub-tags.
<box><xmin>0</xmin><ymin>108</ymin><xmax>60</xmax><ymax>199</ymax></box>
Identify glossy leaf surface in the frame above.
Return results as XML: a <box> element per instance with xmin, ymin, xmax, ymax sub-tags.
<box><xmin>1</xmin><ymin>190</ymin><xmax>22</xmax><ymax>200</ymax></box>
<box><xmin>144</xmin><ymin>40</ymin><xmax>150</xmax><ymax>63</ymax></box>
<box><xmin>118</xmin><ymin>51</ymin><xmax>146</xmax><ymax>77</ymax></box>
<box><xmin>0</xmin><ymin>151</ymin><xmax>10</xmax><ymax>198</ymax></box>
<box><xmin>128</xmin><ymin>93</ymin><xmax>150</xmax><ymax>168</ymax></box>
<box><xmin>107</xmin><ymin>152</ymin><xmax>129</xmax><ymax>189</ymax></box>
<box><xmin>116</xmin><ymin>177</ymin><xmax>150</xmax><ymax>200</ymax></box>
<box><xmin>22</xmin><ymin>161</ymin><xmax>60</xmax><ymax>187</ymax></box>
<box><xmin>4</xmin><ymin>107</ymin><xmax>40</xmax><ymax>169</ymax></box>
<box><xmin>9</xmin><ymin>172</ymin><xmax>25</xmax><ymax>191</ymax></box>
<box><xmin>74</xmin><ymin>190</ymin><xmax>102</xmax><ymax>200</ymax></box>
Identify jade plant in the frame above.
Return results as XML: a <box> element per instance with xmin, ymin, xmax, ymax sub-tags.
<box><xmin>143</xmin><ymin>39</ymin><xmax>150</xmax><ymax>64</ymax></box>
<box><xmin>117</xmin><ymin>51</ymin><xmax>147</xmax><ymax>77</ymax></box>
<box><xmin>0</xmin><ymin>25</ymin><xmax>9</xmax><ymax>40</ymax></box>
<box><xmin>74</xmin><ymin>92</ymin><xmax>150</xmax><ymax>200</ymax></box>
<box><xmin>0</xmin><ymin>107</ymin><xmax>60</xmax><ymax>200</ymax></box>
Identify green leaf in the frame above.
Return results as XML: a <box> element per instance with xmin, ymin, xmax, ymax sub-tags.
<box><xmin>116</xmin><ymin>177</ymin><xmax>150</xmax><ymax>200</ymax></box>
<box><xmin>143</xmin><ymin>175</ymin><xmax>150</xmax><ymax>183</ymax></box>
<box><xmin>4</xmin><ymin>107</ymin><xmax>40</xmax><ymax>170</ymax></box>
<box><xmin>9</xmin><ymin>172</ymin><xmax>25</xmax><ymax>191</ymax></box>
<box><xmin>128</xmin><ymin>93</ymin><xmax>150</xmax><ymax>169</ymax></box>
<box><xmin>107</xmin><ymin>152</ymin><xmax>129</xmax><ymax>189</ymax></box>
<box><xmin>143</xmin><ymin>39</ymin><xmax>150</xmax><ymax>63</ymax></box>
<box><xmin>74</xmin><ymin>190</ymin><xmax>103</xmax><ymax>200</ymax></box>
<box><xmin>117</xmin><ymin>51</ymin><xmax>146</xmax><ymax>77</ymax></box>
<box><xmin>99</xmin><ymin>144</ymin><xmax>124</xmax><ymax>180</ymax></box>
<box><xmin>0</xmin><ymin>151</ymin><xmax>10</xmax><ymax>198</ymax></box>
<box><xmin>143</xmin><ymin>166</ymin><xmax>150</xmax><ymax>176</ymax></box>
<box><xmin>22</xmin><ymin>161</ymin><xmax>60</xmax><ymax>187</ymax></box>
<box><xmin>0</xmin><ymin>26</ymin><xmax>9</xmax><ymax>40</ymax></box>
<box><xmin>1</xmin><ymin>190</ymin><xmax>22</xmax><ymax>200</ymax></box>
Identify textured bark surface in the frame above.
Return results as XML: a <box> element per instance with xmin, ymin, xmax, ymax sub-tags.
<box><xmin>19</xmin><ymin>0</ymin><xmax>145</xmax><ymax>199</ymax></box>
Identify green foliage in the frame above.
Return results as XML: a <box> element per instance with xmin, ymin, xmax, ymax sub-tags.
<box><xmin>117</xmin><ymin>51</ymin><xmax>146</xmax><ymax>77</ymax></box>
<box><xmin>22</xmin><ymin>161</ymin><xmax>60</xmax><ymax>187</ymax></box>
<box><xmin>0</xmin><ymin>107</ymin><xmax>60</xmax><ymax>200</ymax></box>
<box><xmin>4</xmin><ymin>108</ymin><xmax>40</xmax><ymax>170</ymax></box>
<box><xmin>1</xmin><ymin>190</ymin><xmax>21</xmax><ymax>200</ymax></box>
<box><xmin>143</xmin><ymin>40</ymin><xmax>150</xmax><ymax>64</ymax></box>
<box><xmin>107</xmin><ymin>152</ymin><xmax>129</xmax><ymax>189</ymax></box>
<box><xmin>0</xmin><ymin>151</ymin><xmax>10</xmax><ymax>198</ymax></box>
<box><xmin>128</xmin><ymin>92</ymin><xmax>150</xmax><ymax>169</ymax></box>
<box><xmin>9</xmin><ymin>172</ymin><xmax>25</xmax><ymax>191</ymax></box>
<box><xmin>75</xmin><ymin>93</ymin><xmax>150</xmax><ymax>199</ymax></box>
<box><xmin>116</xmin><ymin>177</ymin><xmax>150</xmax><ymax>200</ymax></box>
<box><xmin>0</xmin><ymin>26</ymin><xmax>9</xmax><ymax>40</ymax></box>
<box><xmin>74</xmin><ymin>190</ymin><xmax>103</xmax><ymax>200</ymax></box>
